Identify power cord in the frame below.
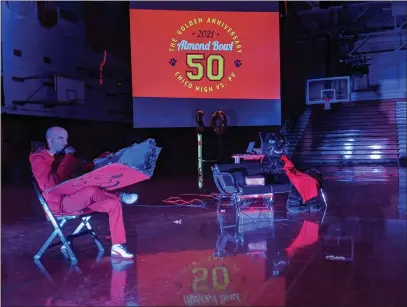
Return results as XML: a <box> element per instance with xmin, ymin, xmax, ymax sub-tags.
<box><xmin>133</xmin><ymin>193</ymin><xmax>221</xmax><ymax>209</ymax></box>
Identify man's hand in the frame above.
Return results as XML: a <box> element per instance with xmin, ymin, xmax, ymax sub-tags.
<box><xmin>64</xmin><ymin>146</ymin><xmax>76</xmax><ymax>155</ymax></box>
<box><xmin>93</xmin><ymin>153</ymin><xmax>114</xmax><ymax>166</ymax></box>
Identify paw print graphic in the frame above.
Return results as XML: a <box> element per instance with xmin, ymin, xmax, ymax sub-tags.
<box><xmin>234</xmin><ymin>59</ymin><xmax>242</xmax><ymax>68</ymax></box>
<box><xmin>169</xmin><ymin>58</ymin><xmax>177</xmax><ymax>66</ymax></box>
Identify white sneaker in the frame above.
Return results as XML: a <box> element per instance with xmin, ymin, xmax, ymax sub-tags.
<box><xmin>120</xmin><ymin>193</ymin><xmax>138</xmax><ymax>205</ymax></box>
<box><xmin>111</xmin><ymin>244</ymin><xmax>135</xmax><ymax>259</ymax></box>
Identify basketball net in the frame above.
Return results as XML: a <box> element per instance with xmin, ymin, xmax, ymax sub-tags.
<box><xmin>324</xmin><ymin>97</ymin><xmax>331</xmax><ymax>111</ymax></box>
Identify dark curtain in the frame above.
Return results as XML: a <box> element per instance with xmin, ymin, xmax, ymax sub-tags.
<box><xmin>84</xmin><ymin>2</ymin><xmax>130</xmax><ymax>59</ymax></box>
<box><xmin>1</xmin><ymin>73</ymin><xmax>4</xmax><ymax>106</ymax></box>
<box><xmin>37</xmin><ymin>1</ymin><xmax>58</xmax><ymax>29</ymax></box>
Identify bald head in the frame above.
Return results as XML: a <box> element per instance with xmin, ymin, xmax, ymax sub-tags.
<box><xmin>45</xmin><ymin>126</ymin><xmax>65</xmax><ymax>139</ymax></box>
<box><xmin>46</xmin><ymin>126</ymin><xmax>68</xmax><ymax>154</ymax></box>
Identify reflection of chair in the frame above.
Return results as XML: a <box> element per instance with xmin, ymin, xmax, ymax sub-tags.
<box><xmin>32</xmin><ymin>177</ymin><xmax>104</xmax><ymax>263</ymax></box>
<box><xmin>213</xmin><ymin>206</ymin><xmax>291</xmax><ymax>277</ymax></box>
<box><xmin>215</xmin><ymin>202</ymin><xmax>275</xmax><ymax>257</ymax></box>
<box><xmin>215</xmin><ymin>208</ymin><xmax>328</xmax><ymax>277</ymax></box>
<box><xmin>34</xmin><ymin>250</ymin><xmax>104</xmax><ymax>305</ymax></box>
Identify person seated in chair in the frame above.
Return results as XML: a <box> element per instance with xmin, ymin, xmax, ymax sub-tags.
<box><xmin>260</xmin><ymin>132</ymin><xmax>324</xmax><ymax>213</ymax></box>
<box><xmin>29</xmin><ymin>126</ymin><xmax>137</xmax><ymax>259</ymax></box>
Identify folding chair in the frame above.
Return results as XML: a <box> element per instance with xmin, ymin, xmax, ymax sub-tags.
<box><xmin>211</xmin><ymin>163</ymin><xmax>290</xmax><ymax>210</ymax></box>
<box><xmin>211</xmin><ymin>163</ymin><xmax>284</xmax><ymax>235</ymax></box>
<box><xmin>32</xmin><ymin>177</ymin><xmax>104</xmax><ymax>263</ymax></box>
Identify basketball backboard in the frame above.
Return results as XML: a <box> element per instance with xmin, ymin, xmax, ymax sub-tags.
<box><xmin>306</xmin><ymin>76</ymin><xmax>351</xmax><ymax>105</ymax></box>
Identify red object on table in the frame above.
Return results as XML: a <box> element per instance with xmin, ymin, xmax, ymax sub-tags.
<box><xmin>281</xmin><ymin>155</ymin><xmax>319</xmax><ymax>203</ymax></box>
<box><xmin>232</xmin><ymin>154</ymin><xmax>265</xmax><ymax>161</ymax></box>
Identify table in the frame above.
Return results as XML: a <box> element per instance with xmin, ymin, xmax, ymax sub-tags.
<box><xmin>231</xmin><ymin>154</ymin><xmax>264</xmax><ymax>164</ymax></box>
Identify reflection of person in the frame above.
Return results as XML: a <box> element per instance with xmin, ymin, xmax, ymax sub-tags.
<box><xmin>110</xmin><ymin>258</ymin><xmax>135</xmax><ymax>305</ymax></box>
<box><xmin>266</xmin><ymin>218</ymin><xmax>320</xmax><ymax>279</ymax></box>
<box><xmin>29</xmin><ymin>126</ymin><xmax>136</xmax><ymax>259</ymax></box>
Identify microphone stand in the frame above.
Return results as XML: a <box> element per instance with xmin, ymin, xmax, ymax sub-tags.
<box><xmin>195</xmin><ymin>111</ymin><xmax>227</xmax><ymax>192</ymax></box>
<box><xmin>196</xmin><ymin>111</ymin><xmax>205</xmax><ymax>192</ymax></box>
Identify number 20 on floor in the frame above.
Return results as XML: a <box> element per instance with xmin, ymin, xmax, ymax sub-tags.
<box><xmin>191</xmin><ymin>267</ymin><xmax>230</xmax><ymax>293</ymax></box>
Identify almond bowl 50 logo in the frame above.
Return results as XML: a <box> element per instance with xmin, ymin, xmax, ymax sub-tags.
<box><xmin>168</xmin><ymin>17</ymin><xmax>243</xmax><ymax>94</ymax></box>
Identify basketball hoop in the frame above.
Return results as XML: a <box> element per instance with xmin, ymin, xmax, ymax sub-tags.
<box><xmin>324</xmin><ymin>97</ymin><xmax>332</xmax><ymax>111</ymax></box>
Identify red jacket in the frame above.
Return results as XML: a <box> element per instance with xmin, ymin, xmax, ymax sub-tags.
<box><xmin>281</xmin><ymin>155</ymin><xmax>319</xmax><ymax>203</ymax></box>
<box><xmin>29</xmin><ymin>149</ymin><xmax>93</xmax><ymax>214</ymax></box>
<box><xmin>29</xmin><ymin>149</ymin><xmax>112</xmax><ymax>214</ymax></box>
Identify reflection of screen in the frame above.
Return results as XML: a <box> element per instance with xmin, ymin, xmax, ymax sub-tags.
<box><xmin>129</xmin><ymin>2</ymin><xmax>281</xmax><ymax>128</ymax></box>
<box><xmin>136</xmin><ymin>250</ymin><xmax>285</xmax><ymax>306</ymax></box>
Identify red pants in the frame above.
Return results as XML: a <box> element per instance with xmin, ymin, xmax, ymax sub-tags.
<box><xmin>61</xmin><ymin>187</ymin><xmax>126</xmax><ymax>245</ymax></box>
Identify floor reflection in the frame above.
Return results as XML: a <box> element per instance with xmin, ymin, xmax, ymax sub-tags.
<box><xmin>31</xmin><ymin>252</ymin><xmax>136</xmax><ymax>306</ymax></box>
<box><xmin>1</xmin><ymin>168</ymin><xmax>406</xmax><ymax>306</ymax></box>
<box><xmin>134</xmin><ymin>205</ymin><xmax>326</xmax><ymax>306</ymax></box>
<box><xmin>399</xmin><ymin>167</ymin><xmax>406</xmax><ymax>218</ymax></box>
<box><xmin>21</xmin><ymin>206</ymin><xmax>328</xmax><ymax>306</ymax></box>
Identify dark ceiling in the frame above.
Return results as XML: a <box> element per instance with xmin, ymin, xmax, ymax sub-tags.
<box><xmin>282</xmin><ymin>1</ymin><xmax>406</xmax><ymax>42</ymax></box>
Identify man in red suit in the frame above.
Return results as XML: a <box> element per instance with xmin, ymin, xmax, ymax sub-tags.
<box><xmin>29</xmin><ymin>126</ymin><xmax>136</xmax><ymax>259</ymax></box>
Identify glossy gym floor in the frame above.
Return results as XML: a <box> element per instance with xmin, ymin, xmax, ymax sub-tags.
<box><xmin>1</xmin><ymin>165</ymin><xmax>406</xmax><ymax>306</ymax></box>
